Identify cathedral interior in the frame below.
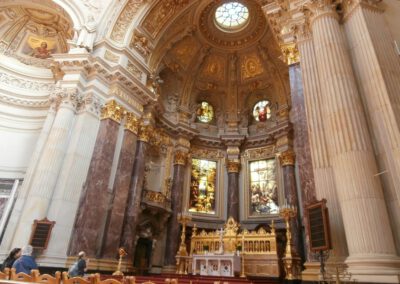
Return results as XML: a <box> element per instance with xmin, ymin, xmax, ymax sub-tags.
<box><xmin>0</xmin><ymin>0</ymin><xmax>400</xmax><ymax>283</ymax></box>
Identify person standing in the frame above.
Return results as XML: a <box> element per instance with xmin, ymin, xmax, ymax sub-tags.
<box><xmin>12</xmin><ymin>245</ymin><xmax>37</xmax><ymax>274</ymax></box>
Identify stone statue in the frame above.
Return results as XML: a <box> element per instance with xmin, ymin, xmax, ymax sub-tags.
<box><xmin>215</xmin><ymin>228</ymin><xmax>224</xmax><ymax>255</ymax></box>
<box><xmin>76</xmin><ymin>16</ymin><xmax>97</xmax><ymax>51</ymax></box>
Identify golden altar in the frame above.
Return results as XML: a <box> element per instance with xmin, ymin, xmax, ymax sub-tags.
<box><xmin>178</xmin><ymin>217</ymin><xmax>280</xmax><ymax>277</ymax></box>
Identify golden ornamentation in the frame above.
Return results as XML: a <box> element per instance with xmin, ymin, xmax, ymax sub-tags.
<box><xmin>138</xmin><ymin>124</ymin><xmax>153</xmax><ymax>142</ymax></box>
<box><xmin>112</xmin><ymin>248</ymin><xmax>127</xmax><ymax>276</ymax></box>
<box><xmin>143</xmin><ymin>190</ymin><xmax>166</xmax><ymax>204</ymax></box>
<box><xmin>280</xmin><ymin>149</ymin><xmax>296</xmax><ymax>166</ymax></box>
<box><xmin>279</xmin><ymin>206</ymin><xmax>302</xmax><ymax>280</ymax></box>
<box><xmin>109</xmin><ymin>85</ymin><xmax>144</xmax><ymax>112</ymax></box>
<box><xmin>281</xmin><ymin>43</ymin><xmax>300</xmax><ymax>65</ymax></box>
<box><xmin>242</xmin><ymin>146</ymin><xmax>276</xmax><ymax>159</ymax></box>
<box><xmin>241</xmin><ymin>54</ymin><xmax>264</xmax><ymax>80</ymax></box>
<box><xmin>101</xmin><ymin>100</ymin><xmax>124</xmax><ymax>123</ymax></box>
<box><xmin>129</xmin><ymin>30</ymin><xmax>151</xmax><ymax>58</ymax></box>
<box><xmin>104</xmin><ymin>50</ymin><xmax>119</xmax><ymax>63</ymax></box>
<box><xmin>124</xmin><ymin>112</ymin><xmax>139</xmax><ymax>134</ymax></box>
<box><xmin>191</xmin><ymin>147</ymin><xmax>225</xmax><ymax>160</ymax></box>
<box><xmin>176</xmin><ymin>212</ymin><xmax>192</xmax><ymax>274</ymax></box>
<box><xmin>174</xmin><ymin>150</ymin><xmax>188</xmax><ymax>165</ymax></box>
<box><xmin>143</xmin><ymin>0</ymin><xmax>189</xmax><ymax>39</ymax></box>
<box><xmin>200</xmin><ymin>54</ymin><xmax>225</xmax><ymax>82</ymax></box>
<box><xmin>110</xmin><ymin>0</ymin><xmax>145</xmax><ymax>43</ymax></box>
<box><xmin>227</xmin><ymin>160</ymin><xmax>241</xmax><ymax>173</ymax></box>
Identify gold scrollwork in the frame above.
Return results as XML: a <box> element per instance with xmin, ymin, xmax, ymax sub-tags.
<box><xmin>138</xmin><ymin>124</ymin><xmax>153</xmax><ymax>142</ymax></box>
<box><xmin>280</xmin><ymin>43</ymin><xmax>300</xmax><ymax>65</ymax></box>
<box><xmin>124</xmin><ymin>112</ymin><xmax>139</xmax><ymax>134</ymax></box>
<box><xmin>100</xmin><ymin>100</ymin><xmax>124</xmax><ymax>123</ymax></box>
<box><xmin>227</xmin><ymin>160</ymin><xmax>241</xmax><ymax>173</ymax></box>
<box><xmin>279</xmin><ymin>149</ymin><xmax>296</xmax><ymax>166</ymax></box>
<box><xmin>174</xmin><ymin>150</ymin><xmax>188</xmax><ymax>165</ymax></box>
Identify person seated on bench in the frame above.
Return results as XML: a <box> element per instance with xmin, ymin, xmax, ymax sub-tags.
<box><xmin>12</xmin><ymin>245</ymin><xmax>38</xmax><ymax>274</ymax></box>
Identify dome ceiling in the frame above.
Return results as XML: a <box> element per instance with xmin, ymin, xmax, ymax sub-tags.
<box><xmin>135</xmin><ymin>0</ymin><xmax>290</xmax><ymax>142</ymax></box>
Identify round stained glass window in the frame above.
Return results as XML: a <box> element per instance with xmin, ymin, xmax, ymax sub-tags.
<box><xmin>196</xmin><ymin>102</ymin><xmax>214</xmax><ymax>123</ymax></box>
<box><xmin>253</xmin><ymin>100</ymin><xmax>271</xmax><ymax>122</ymax></box>
<box><xmin>215</xmin><ymin>2</ymin><xmax>249</xmax><ymax>30</ymax></box>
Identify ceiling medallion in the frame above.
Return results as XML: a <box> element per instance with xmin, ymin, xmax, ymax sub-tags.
<box><xmin>199</xmin><ymin>0</ymin><xmax>267</xmax><ymax>50</ymax></box>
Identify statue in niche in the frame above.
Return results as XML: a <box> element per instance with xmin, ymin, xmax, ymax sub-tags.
<box><xmin>76</xmin><ymin>15</ymin><xmax>97</xmax><ymax>51</ymax></box>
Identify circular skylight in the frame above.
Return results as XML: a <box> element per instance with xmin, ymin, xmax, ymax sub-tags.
<box><xmin>215</xmin><ymin>2</ymin><xmax>249</xmax><ymax>30</ymax></box>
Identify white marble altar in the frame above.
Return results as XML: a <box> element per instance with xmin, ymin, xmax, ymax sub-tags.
<box><xmin>192</xmin><ymin>253</ymin><xmax>240</xmax><ymax>277</ymax></box>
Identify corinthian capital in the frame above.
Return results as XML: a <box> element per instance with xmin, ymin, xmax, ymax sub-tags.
<box><xmin>100</xmin><ymin>99</ymin><xmax>124</xmax><ymax>123</ymax></box>
<box><xmin>302</xmin><ymin>0</ymin><xmax>339</xmax><ymax>24</ymax></box>
<box><xmin>79</xmin><ymin>93</ymin><xmax>102</xmax><ymax>117</ymax></box>
<box><xmin>57</xmin><ymin>87</ymin><xmax>79</xmax><ymax>110</ymax></box>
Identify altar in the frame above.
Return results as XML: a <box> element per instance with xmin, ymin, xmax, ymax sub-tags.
<box><xmin>192</xmin><ymin>253</ymin><xmax>240</xmax><ymax>277</ymax></box>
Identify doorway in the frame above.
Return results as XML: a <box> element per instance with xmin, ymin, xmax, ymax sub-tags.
<box><xmin>133</xmin><ymin>238</ymin><xmax>152</xmax><ymax>275</ymax></box>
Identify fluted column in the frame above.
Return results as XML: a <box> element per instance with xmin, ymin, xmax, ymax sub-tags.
<box><xmin>0</xmin><ymin>97</ymin><xmax>57</xmax><ymax>251</ymax></box>
<box><xmin>69</xmin><ymin>100</ymin><xmax>123</xmax><ymax>257</ymax></box>
<box><xmin>102</xmin><ymin>113</ymin><xmax>139</xmax><ymax>258</ymax></box>
<box><xmin>279</xmin><ymin>150</ymin><xmax>303</xmax><ymax>260</ymax></box>
<box><xmin>45</xmin><ymin>93</ymin><xmax>101</xmax><ymax>259</ymax></box>
<box><xmin>11</xmin><ymin>88</ymin><xmax>78</xmax><ymax>247</ymax></box>
<box><xmin>226</xmin><ymin>160</ymin><xmax>240</xmax><ymax>222</ymax></box>
<box><xmin>296</xmin><ymin>25</ymin><xmax>348</xmax><ymax>265</ymax></box>
<box><xmin>343</xmin><ymin>0</ymin><xmax>400</xmax><ymax>252</ymax></box>
<box><xmin>120</xmin><ymin>124</ymin><xmax>152</xmax><ymax>257</ymax></box>
<box><xmin>308</xmin><ymin>2</ymin><xmax>400</xmax><ymax>280</ymax></box>
<box><xmin>164</xmin><ymin>150</ymin><xmax>189</xmax><ymax>269</ymax></box>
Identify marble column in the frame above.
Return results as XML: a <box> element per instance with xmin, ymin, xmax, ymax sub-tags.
<box><xmin>308</xmin><ymin>2</ymin><xmax>400</xmax><ymax>281</ymax></box>
<box><xmin>44</xmin><ymin>94</ymin><xmax>101</xmax><ymax>261</ymax></box>
<box><xmin>226</xmin><ymin>160</ymin><xmax>240</xmax><ymax>222</ymax></box>
<box><xmin>343</xmin><ymin>1</ymin><xmax>400</xmax><ymax>252</ymax></box>
<box><xmin>296</xmin><ymin>25</ymin><xmax>348</xmax><ymax>266</ymax></box>
<box><xmin>279</xmin><ymin>150</ymin><xmax>303</xmax><ymax>260</ymax></box>
<box><xmin>69</xmin><ymin>100</ymin><xmax>123</xmax><ymax>257</ymax></box>
<box><xmin>163</xmin><ymin>150</ymin><xmax>188</xmax><ymax>269</ymax></box>
<box><xmin>102</xmin><ymin>113</ymin><xmax>139</xmax><ymax>258</ymax></box>
<box><xmin>120</xmin><ymin>124</ymin><xmax>152</xmax><ymax>257</ymax></box>
<box><xmin>0</xmin><ymin>97</ymin><xmax>57</xmax><ymax>251</ymax></box>
<box><xmin>11</xmin><ymin>88</ymin><xmax>78</xmax><ymax>247</ymax></box>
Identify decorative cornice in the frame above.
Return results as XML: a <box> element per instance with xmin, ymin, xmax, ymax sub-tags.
<box><xmin>279</xmin><ymin>149</ymin><xmax>296</xmax><ymax>166</ymax></box>
<box><xmin>227</xmin><ymin>160</ymin><xmax>241</xmax><ymax>173</ymax></box>
<box><xmin>100</xmin><ymin>99</ymin><xmax>124</xmax><ymax>123</ymax></box>
<box><xmin>174</xmin><ymin>150</ymin><xmax>188</xmax><ymax>166</ymax></box>
<box><xmin>124</xmin><ymin>112</ymin><xmax>139</xmax><ymax>134</ymax></box>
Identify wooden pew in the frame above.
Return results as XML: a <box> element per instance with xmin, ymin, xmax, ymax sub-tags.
<box><xmin>0</xmin><ymin>268</ymin><xmax>10</xmax><ymax>280</ymax></box>
<box><xmin>61</xmin><ymin>272</ymin><xmax>92</xmax><ymax>284</ymax></box>
<box><xmin>31</xmin><ymin>270</ymin><xmax>60</xmax><ymax>284</ymax></box>
<box><xmin>10</xmin><ymin>268</ymin><xmax>33</xmax><ymax>282</ymax></box>
<box><xmin>92</xmin><ymin>274</ymin><xmax>136</xmax><ymax>284</ymax></box>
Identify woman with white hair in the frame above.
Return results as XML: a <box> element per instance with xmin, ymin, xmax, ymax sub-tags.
<box><xmin>12</xmin><ymin>245</ymin><xmax>38</xmax><ymax>274</ymax></box>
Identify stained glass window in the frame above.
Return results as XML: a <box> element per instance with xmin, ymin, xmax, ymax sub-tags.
<box><xmin>196</xmin><ymin>101</ymin><xmax>214</xmax><ymax>123</ymax></box>
<box><xmin>189</xmin><ymin>159</ymin><xmax>217</xmax><ymax>214</ymax></box>
<box><xmin>253</xmin><ymin>100</ymin><xmax>271</xmax><ymax>122</ymax></box>
<box><xmin>215</xmin><ymin>2</ymin><xmax>249</xmax><ymax>30</ymax></box>
<box><xmin>249</xmin><ymin>159</ymin><xmax>278</xmax><ymax>215</ymax></box>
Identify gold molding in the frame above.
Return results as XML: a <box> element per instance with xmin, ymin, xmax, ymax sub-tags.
<box><xmin>227</xmin><ymin>160</ymin><xmax>241</xmax><ymax>173</ymax></box>
<box><xmin>174</xmin><ymin>150</ymin><xmax>188</xmax><ymax>166</ymax></box>
<box><xmin>279</xmin><ymin>149</ymin><xmax>296</xmax><ymax>166</ymax></box>
<box><xmin>281</xmin><ymin>43</ymin><xmax>300</xmax><ymax>65</ymax></box>
<box><xmin>100</xmin><ymin>100</ymin><xmax>124</xmax><ymax>123</ymax></box>
<box><xmin>138</xmin><ymin>124</ymin><xmax>153</xmax><ymax>142</ymax></box>
<box><xmin>124</xmin><ymin>112</ymin><xmax>139</xmax><ymax>134</ymax></box>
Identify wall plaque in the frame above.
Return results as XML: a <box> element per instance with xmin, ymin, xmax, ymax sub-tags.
<box><xmin>306</xmin><ymin>199</ymin><xmax>332</xmax><ymax>251</ymax></box>
<box><xmin>29</xmin><ymin>218</ymin><xmax>55</xmax><ymax>249</ymax></box>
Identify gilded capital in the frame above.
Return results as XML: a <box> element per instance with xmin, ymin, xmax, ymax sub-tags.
<box><xmin>138</xmin><ymin>124</ymin><xmax>153</xmax><ymax>142</ymax></box>
<box><xmin>125</xmin><ymin>112</ymin><xmax>139</xmax><ymax>134</ymax></box>
<box><xmin>279</xmin><ymin>149</ymin><xmax>296</xmax><ymax>166</ymax></box>
<box><xmin>174</xmin><ymin>150</ymin><xmax>188</xmax><ymax>165</ymax></box>
<box><xmin>100</xmin><ymin>100</ymin><xmax>124</xmax><ymax>123</ymax></box>
<box><xmin>281</xmin><ymin>43</ymin><xmax>300</xmax><ymax>65</ymax></box>
<box><xmin>227</xmin><ymin>160</ymin><xmax>241</xmax><ymax>173</ymax></box>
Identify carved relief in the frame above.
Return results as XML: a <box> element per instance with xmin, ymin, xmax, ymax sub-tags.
<box><xmin>191</xmin><ymin>147</ymin><xmax>225</xmax><ymax>160</ymax></box>
<box><xmin>242</xmin><ymin>146</ymin><xmax>276</xmax><ymax>159</ymax></box>
<box><xmin>169</xmin><ymin>36</ymin><xmax>199</xmax><ymax>70</ymax></box>
<box><xmin>104</xmin><ymin>50</ymin><xmax>119</xmax><ymax>63</ymax></box>
<box><xmin>110</xmin><ymin>0</ymin><xmax>145</xmax><ymax>43</ymax></box>
<box><xmin>241</xmin><ymin>53</ymin><xmax>264</xmax><ymax>80</ymax></box>
<box><xmin>109</xmin><ymin>85</ymin><xmax>144</xmax><ymax>112</ymax></box>
<box><xmin>126</xmin><ymin>61</ymin><xmax>143</xmax><ymax>80</ymax></box>
<box><xmin>142</xmin><ymin>0</ymin><xmax>189</xmax><ymax>39</ymax></box>
<box><xmin>129</xmin><ymin>29</ymin><xmax>151</xmax><ymax>58</ymax></box>
<box><xmin>200</xmin><ymin>54</ymin><xmax>225</xmax><ymax>82</ymax></box>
